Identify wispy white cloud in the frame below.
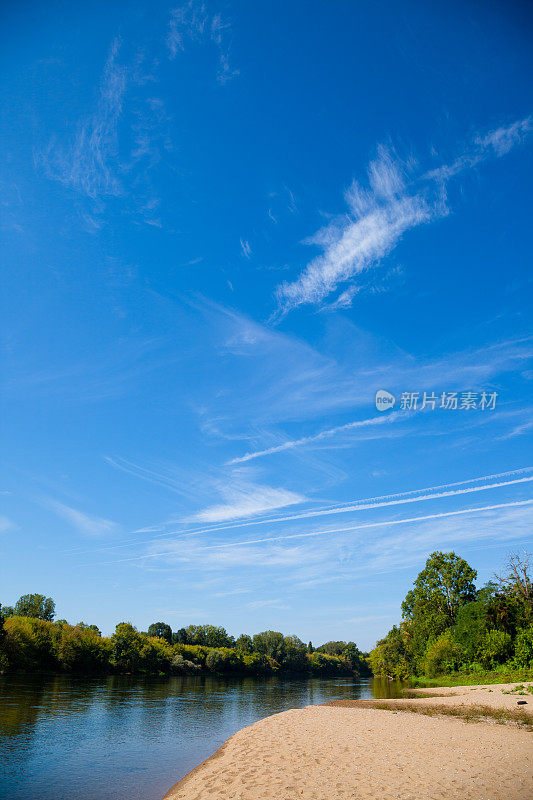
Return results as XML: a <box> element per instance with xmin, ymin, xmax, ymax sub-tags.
<box><xmin>477</xmin><ymin>116</ymin><xmax>532</xmax><ymax>156</ymax></box>
<box><xmin>37</xmin><ymin>39</ymin><xmax>126</xmax><ymax>200</ymax></box>
<box><xmin>228</xmin><ymin>411</ymin><xmax>403</xmax><ymax>464</ymax></box>
<box><xmin>247</xmin><ymin>598</ymin><xmax>290</xmax><ymax>609</ymax></box>
<box><xmin>45</xmin><ymin>499</ymin><xmax>119</xmax><ymax>537</ymax></box>
<box><xmin>498</xmin><ymin>418</ymin><xmax>533</xmax><ymax>439</ymax></box>
<box><xmin>85</xmin><ymin>468</ymin><xmax>533</xmax><ymax>560</ymax></box>
<box><xmin>213</xmin><ymin>587</ymin><xmax>251</xmax><ymax>597</ymax></box>
<box><xmin>240</xmin><ymin>238</ymin><xmax>252</xmax><ymax>259</ymax></box>
<box><xmin>277</xmin><ymin>118</ymin><xmax>532</xmax><ymax>313</ymax></box>
<box><xmin>192</xmin><ymin>482</ymin><xmax>305</xmax><ymax>523</ymax></box>
<box><xmin>276</xmin><ymin>147</ymin><xmax>436</xmax><ymax>314</ymax></box>
<box><xmin>199</xmin><ymin>499</ymin><xmax>533</xmax><ymax>550</ymax></box>
<box><xmin>427</xmin><ymin>116</ymin><xmax>533</xmax><ymax>182</ymax></box>
<box><xmin>216</xmin><ymin>328</ymin><xmax>532</xmax><ymax>464</ymax></box>
<box><xmin>92</xmin><ymin>498</ymin><xmax>533</xmax><ymax>583</ymax></box>
<box><xmin>167</xmin><ymin>2</ymin><xmax>238</xmax><ymax>83</ymax></box>
<box><xmin>35</xmin><ymin>40</ymin><xmax>173</xmax><ymax>229</ymax></box>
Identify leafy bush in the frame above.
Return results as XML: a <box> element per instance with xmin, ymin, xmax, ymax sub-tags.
<box><xmin>240</xmin><ymin>652</ymin><xmax>270</xmax><ymax>675</ymax></box>
<box><xmin>52</xmin><ymin>623</ymin><xmax>110</xmax><ymax>672</ymax></box>
<box><xmin>3</xmin><ymin>616</ymin><xmax>55</xmax><ymax>671</ymax></box>
<box><xmin>478</xmin><ymin>629</ymin><xmax>513</xmax><ymax>669</ymax></box>
<box><xmin>423</xmin><ymin>631</ymin><xmax>464</xmax><ymax>677</ymax></box>
<box><xmin>514</xmin><ymin>625</ymin><xmax>533</xmax><ymax>667</ymax></box>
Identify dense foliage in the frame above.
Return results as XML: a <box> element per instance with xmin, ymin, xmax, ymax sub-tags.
<box><xmin>0</xmin><ymin>596</ymin><xmax>369</xmax><ymax>678</ymax></box>
<box><xmin>369</xmin><ymin>551</ymin><xmax>533</xmax><ymax>680</ymax></box>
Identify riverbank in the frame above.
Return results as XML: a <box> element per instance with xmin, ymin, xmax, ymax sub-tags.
<box><xmin>163</xmin><ymin>682</ymin><xmax>532</xmax><ymax>800</ymax></box>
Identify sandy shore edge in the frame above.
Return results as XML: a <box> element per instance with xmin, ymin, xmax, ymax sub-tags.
<box><xmin>163</xmin><ymin>682</ymin><xmax>532</xmax><ymax>800</ymax></box>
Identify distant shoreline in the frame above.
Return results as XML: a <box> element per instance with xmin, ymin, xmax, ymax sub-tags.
<box><xmin>163</xmin><ymin>682</ymin><xmax>533</xmax><ymax>800</ymax></box>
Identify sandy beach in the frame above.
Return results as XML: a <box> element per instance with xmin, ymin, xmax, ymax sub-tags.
<box><xmin>163</xmin><ymin>682</ymin><xmax>533</xmax><ymax>800</ymax></box>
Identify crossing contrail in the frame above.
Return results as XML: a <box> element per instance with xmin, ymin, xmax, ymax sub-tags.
<box><xmin>101</xmin><ymin>499</ymin><xmax>533</xmax><ymax>563</ymax></box>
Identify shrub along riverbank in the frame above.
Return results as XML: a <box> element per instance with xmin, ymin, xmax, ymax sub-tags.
<box><xmin>0</xmin><ymin>603</ymin><xmax>369</xmax><ymax>678</ymax></box>
<box><xmin>369</xmin><ymin>550</ymin><xmax>533</xmax><ymax>683</ymax></box>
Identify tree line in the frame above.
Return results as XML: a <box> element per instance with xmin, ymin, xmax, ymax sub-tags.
<box><xmin>369</xmin><ymin>550</ymin><xmax>533</xmax><ymax>679</ymax></box>
<box><xmin>0</xmin><ymin>598</ymin><xmax>369</xmax><ymax>678</ymax></box>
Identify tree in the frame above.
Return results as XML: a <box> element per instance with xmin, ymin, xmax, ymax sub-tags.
<box><xmin>14</xmin><ymin>594</ymin><xmax>55</xmax><ymax>621</ymax></box>
<box><xmin>252</xmin><ymin>631</ymin><xmax>286</xmax><ymax>663</ymax></box>
<box><xmin>494</xmin><ymin>551</ymin><xmax>532</xmax><ymax>615</ymax></box>
<box><xmin>423</xmin><ymin>631</ymin><xmax>464</xmax><ymax>677</ymax></box>
<box><xmin>478</xmin><ymin>629</ymin><xmax>513</xmax><ymax>669</ymax></box>
<box><xmin>401</xmin><ymin>553</ymin><xmax>476</xmax><ymax>667</ymax></box>
<box><xmin>343</xmin><ymin>642</ymin><xmax>368</xmax><ymax>675</ymax></box>
<box><xmin>147</xmin><ymin>622</ymin><xmax>172</xmax><ymax>644</ymax></box>
<box><xmin>183</xmin><ymin>624</ymin><xmax>234</xmax><ymax>648</ymax></box>
<box><xmin>369</xmin><ymin>625</ymin><xmax>412</xmax><ymax>679</ymax></box>
<box><xmin>172</xmin><ymin>628</ymin><xmax>188</xmax><ymax>645</ymax></box>
<box><xmin>77</xmin><ymin>622</ymin><xmax>102</xmax><ymax>636</ymax></box>
<box><xmin>110</xmin><ymin>623</ymin><xmax>144</xmax><ymax>673</ymax></box>
<box><xmin>282</xmin><ymin>635</ymin><xmax>307</xmax><ymax>671</ymax></box>
<box><xmin>402</xmin><ymin>552</ymin><xmax>477</xmax><ymax>623</ymax></box>
<box><xmin>452</xmin><ymin>600</ymin><xmax>488</xmax><ymax>662</ymax></box>
<box><xmin>514</xmin><ymin>625</ymin><xmax>533</xmax><ymax>667</ymax></box>
<box><xmin>0</xmin><ymin>604</ymin><xmax>6</xmax><ymax>645</ymax></box>
<box><xmin>235</xmin><ymin>634</ymin><xmax>253</xmax><ymax>653</ymax></box>
<box><xmin>317</xmin><ymin>641</ymin><xmax>347</xmax><ymax>656</ymax></box>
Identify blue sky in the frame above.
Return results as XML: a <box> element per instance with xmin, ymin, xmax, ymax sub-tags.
<box><xmin>1</xmin><ymin>0</ymin><xmax>532</xmax><ymax>649</ymax></box>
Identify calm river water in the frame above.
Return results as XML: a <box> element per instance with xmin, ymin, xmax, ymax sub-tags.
<box><xmin>0</xmin><ymin>674</ymin><xmax>405</xmax><ymax>800</ymax></box>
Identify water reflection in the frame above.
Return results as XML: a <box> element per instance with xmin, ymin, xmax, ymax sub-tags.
<box><xmin>0</xmin><ymin>674</ymin><xmax>406</xmax><ymax>800</ymax></box>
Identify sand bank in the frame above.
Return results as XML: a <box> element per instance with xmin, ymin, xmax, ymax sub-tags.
<box><xmin>163</xmin><ymin>682</ymin><xmax>532</xmax><ymax>800</ymax></box>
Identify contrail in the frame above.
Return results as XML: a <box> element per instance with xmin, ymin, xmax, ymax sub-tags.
<box><xmin>64</xmin><ymin>467</ymin><xmax>533</xmax><ymax>556</ymax></box>
<box><xmin>178</xmin><ymin>472</ymin><xmax>533</xmax><ymax>537</ymax></box>
<box><xmin>199</xmin><ymin>499</ymin><xmax>533</xmax><ymax>549</ymax></box>
<box><xmin>227</xmin><ymin>411</ymin><xmax>403</xmax><ymax>464</ymax></box>
<box><xmin>99</xmin><ymin>499</ymin><xmax>533</xmax><ymax>563</ymax></box>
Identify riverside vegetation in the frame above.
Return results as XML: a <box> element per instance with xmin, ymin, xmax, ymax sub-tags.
<box><xmin>3</xmin><ymin>550</ymin><xmax>532</xmax><ymax>684</ymax></box>
<box><xmin>369</xmin><ymin>550</ymin><xmax>533</xmax><ymax>684</ymax></box>
<box><xmin>0</xmin><ymin>597</ymin><xmax>369</xmax><ymax>678</ymax></box>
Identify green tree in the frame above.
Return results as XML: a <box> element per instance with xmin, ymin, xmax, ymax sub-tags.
<box><xmin>478</xmin><ymin>629</ymin><xmax>513</xmax><ymax>669</ymax></box>
<box><xmin>252</xmin><ymin>631</ymin><xmax>286</xmax><ymax>663</ymax></box>
<box><xmin>183</xmin><ymin>624</ymin><xmax>234</xmax><ymax>647</ymax></box>
<box><xmin>2</xmin><ymin>616</ymin><xmax>56</xmax><ymax>671</ymax></box>
<box><xmin>147</xmin><ymin>622</ymin><xmax>172</xmax><ymax>644</ymax></box>
<box><xmin>343</xmin><ymin>642</ymin><xmax>368</xmax><ymax>675</ymax></box>
<box><xmin>317</xmin><ymin>641</ymin><xmax>347</xmax><ymax>656</ymax></box>
<box><xmin>369</xmin><ymin>625</ymin><xmax>412</xmax><ymax>679</ymax></box>
<box><xmin>452</xmin><ymin>600</ymin><xmax>488</xmax><ymax>662</ymax></box>
<box><xmin>402</xmin><ymin>552</ymin><xmax>476</xmax><ymax>664</ymax></box>
<box><xmin>235</xmin><ymin>634</ymin><xmax>253</xmax><ymax>653</ymax></box>
<box><xmin>14</xmin><ymin>594</ymin><xmax>55</xmax><ymax>621</ymax></box>
<box><xmin>282</xmin><ymin>635</ymin><xmax>307</xmax><ymax>671</ymax></box>
<box><xmin>514</xmin><ymin>624</ymin><xmax>533</xmax><ymax>667</ymax></box>
<box><xmin>172</xmin><ymin>627</ymin><xmax>188</xmax><ymax>645</ymax></box>
<box><xmin>402</xmin><ymin>552</ymin><xmax>477</xmax><ymax>622</ymax></box>
<box><xmin>110</xmin><ymin>623</ymin><xmax>144</xmax><ymax>673</ymax></box>
<box><xmin>77</xmin><ymin>622</ymin><xmax>102</xmax><ymax>636</ymax></box>
<box><xmin>0</xmin><ymin>604</ymin><xmax>6</xmax><ymax>645</ymax></box>
<box><xmin>52</xmin><ymin>623</ymin><xmax>110</xmax><ymax>672</ymax></box>
<box><xmin>423</xmin><ymin>630</ymin><xmax>464</xmax><ymax>677</ymax></box>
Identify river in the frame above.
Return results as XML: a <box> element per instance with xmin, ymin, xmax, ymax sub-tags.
<box><xmin>0</xmin><ymin>673</ymin><xmax>405</xmax><ymax>800</ymax></box>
